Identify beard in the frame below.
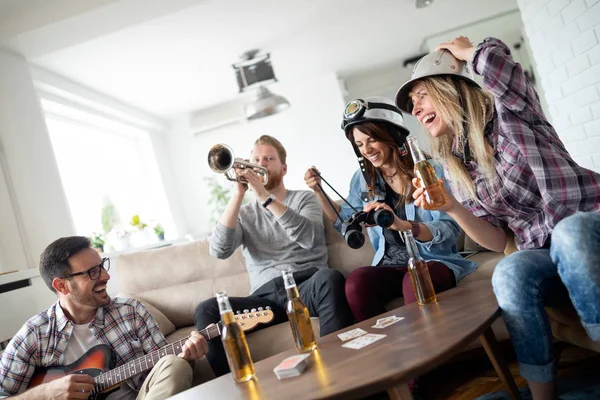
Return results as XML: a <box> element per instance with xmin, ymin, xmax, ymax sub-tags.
<box><xmin>264</xmin><ymin>169</ymin><xmax>283</xmax><ymax>191</ymax></box>
<box><xmin>70</xmin><ymin>280</ymin><xmax>111</xmax><ymax>309</ymax></box>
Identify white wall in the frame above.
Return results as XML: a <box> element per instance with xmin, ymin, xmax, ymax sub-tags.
<box><xmin>518</xmin><ymin>0</ymin><xmax>600</xmax><ymax>172</ymax></box>
<box><xmin>0</xmin><ymin>150</ymin><xmax>29</xmax><ymax>272</ymax></box>
<box><xmin>0</xmin><ymin>49</ymin><xmax>74</xmax><ymax>270</ymax></box>
<box><xmin>165</xmin><ymin>72</ymin><xmax>359</xmax><ymax>236</ymax></box>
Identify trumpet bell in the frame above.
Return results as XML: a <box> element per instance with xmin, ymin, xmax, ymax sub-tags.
<box><xmin>208</xmin><ymin>144</ymin><xmax>235</xmax><ymax>174</ymax></box>
<box><xmin>207</xmin><ymin>143</ymin><xmax>269</xmax><ymax>185</ymax></box>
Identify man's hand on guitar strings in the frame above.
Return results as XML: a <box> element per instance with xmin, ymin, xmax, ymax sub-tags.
<box><xmin>178</xmin><ymin>328</ymin><xmax>210</xmax><ymax>361</ymax></box>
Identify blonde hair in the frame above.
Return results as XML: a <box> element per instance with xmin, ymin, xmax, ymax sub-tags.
<box><xmin>253</xmin><ymin>135</ymin><xmax>287</xmax><ymax>164</ymax></box>
<box><xmin>418</xmin><ymin>76</ymin><xmax>496</xmax><ymax>199</ymax></box>
<box><xmin>349</xmin><ymin>122</ymin><xmax>415</xmax><ymax>205</ymax></box>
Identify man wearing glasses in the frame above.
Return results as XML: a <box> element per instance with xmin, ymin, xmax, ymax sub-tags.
<box><xmin>0</xmin><ymin>236</ymin><xmax>208</xmax><ymax>400</ymax></box>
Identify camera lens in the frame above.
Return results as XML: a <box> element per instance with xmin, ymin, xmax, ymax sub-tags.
<box><xmin>345</xmin><ymin>229</ymin><xmax>365</xmax><ymax>249</ymax></box>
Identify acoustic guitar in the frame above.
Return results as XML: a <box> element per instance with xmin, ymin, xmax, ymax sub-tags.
<box><xmin>28</xmin><ymin>307</ymin><xmax>274</xmax><ymax>399</ymax></box>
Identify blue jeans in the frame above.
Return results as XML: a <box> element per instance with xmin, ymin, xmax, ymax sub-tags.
<box><xmin>491</xmin><ymin>212</ymin><xmax>600</xmax><ymax>383</ymax></box>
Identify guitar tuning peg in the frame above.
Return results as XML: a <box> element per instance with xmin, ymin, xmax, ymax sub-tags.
<box><xmin>258</xmin><ymin>307</ymin><xmax>263</xmax><ymax>311</ymax></box>
<box><xmin>236</xmin><ymin>311</ymin><xmax>241</xmax><ymax>314</ymax></box>
<box><xmin>251</xmin><ymin>308</ymin><xmax>257</xmax><ymax>312</ymax></box>
<box><xmin>243</xmin><ymin>309</ymin><xmax>249</xmax><ymax>313</ymax></box>
<box><xmin>248</xmin><ymin>314</ymin><xmax>253</xmax><ymax>318</ymax></box>
<box><xmin>266</xmin><ymin>306</ymin><xmax>271</xmax><ymax>310</ymax></box>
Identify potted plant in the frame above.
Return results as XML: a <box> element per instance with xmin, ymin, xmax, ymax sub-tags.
<box><xmin>90</xmin><ymin>233</ymin><xmax>105</xmax><ymax>253</ymax></box>
<box><xmin>204</xmin><ymin>176</ymin><xmax>249</xmax><ymax>226</ymax></box>
<box><xmin>101</xmin><ymin>196</ymin><xmax>121</xmax><ymax>236</ymax></box>
<box><xmin>153</xmin><ymin>224</ymin><xmax>165</xmax><ymax>241</ymax></box>
<box><xmin>129</xmin><ymin>214</ymin><xmax>150</xmax><ymax>247</ymax></box>
<box><xmin>130</xmin><ymin>214</ymin><xmax>148</xmax><ymax>231</ymax></box>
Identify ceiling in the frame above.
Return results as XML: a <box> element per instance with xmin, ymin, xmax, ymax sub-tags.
<box><xmin>1</xmin><ymin>0</ymin><xmax>519</xmax><ymax>117</ymax></box>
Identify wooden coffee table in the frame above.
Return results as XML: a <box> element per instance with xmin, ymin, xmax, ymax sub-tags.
<box><xmin>169</xmin><ymin>280</ymin><xmax>520</xmax><ymax>400</ymax></box>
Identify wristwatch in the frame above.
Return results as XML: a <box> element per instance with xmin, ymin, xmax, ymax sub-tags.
<box><xmin>262</xmin><ymin>194</ymin><xmax>276</xmax><ymax>208</ymax></box>
<box><xmin>410</xmin><ymin>221</ymin><xmax>420</xmax><ymax>238</ymax></box>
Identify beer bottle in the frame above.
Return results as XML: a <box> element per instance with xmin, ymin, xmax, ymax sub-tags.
<box><xmin>401</xmin><ymin>231</ymin><xmax>437</xmax><ymax>305</ymax></box>
<box><xmin>282</xmin><ymin>269</ymin><xmax>317</xmax><ymax>353</ymax></box>
<box><xmin>217</xmin><ymin>291</ymin><xmax>255</xmax><ymax>382</ymax></box>
<box><xmin>406</xmin><ymin>136</ymin><xmax>445</xmax><ymax>210</ymax></box>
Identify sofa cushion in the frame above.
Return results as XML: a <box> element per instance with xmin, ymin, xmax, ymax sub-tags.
<box><xmin>131</xmin><ymin>277</ymin><xmax>249</xmax><ymax>329</ymax></box>
<box><xmin>116</xmin><ymin>239</ymin><xmax>248</xmax><ymax>294</ymax></box>
<box><xmin>323</xmin><ymin>216</ymin><xmax>375</xmax><ymax>276</ymax></box>
<box><xmin>116</xmin><ymin>239</ymin><xmax>252</xmax><ymax>327</ymax></box>
<box><xmin>460</xmin><ymin>251</ymin><xmax>504</xmax><ymax>283</ymax></box>
<box><xmin>546</xmin><ymin>307</ymin><xmax>600</xmax><ymax>353</ymax></box>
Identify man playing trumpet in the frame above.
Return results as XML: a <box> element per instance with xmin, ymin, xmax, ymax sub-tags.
<box><xmin>195</xmin><ymin>135</ymin><xmax>354</xmax><ymax>378</ymax></box>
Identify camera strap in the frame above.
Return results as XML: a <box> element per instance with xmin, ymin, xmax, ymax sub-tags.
<box><xmin>310</xmin><ymin>168</ymin><xmax>360</xmax><ymax>223</ymax></box>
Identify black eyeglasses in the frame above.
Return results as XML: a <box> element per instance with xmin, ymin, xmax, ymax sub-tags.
<box><xmin>62</xmin><ymin>258</ymin><xmax>110</xmax><ymax>280</ymax></box>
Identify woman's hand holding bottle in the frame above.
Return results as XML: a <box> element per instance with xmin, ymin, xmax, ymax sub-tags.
<box><xmin>412</xmin><ymin>178</ymin><xmax>456</xmax><ymax>212</ymax></box>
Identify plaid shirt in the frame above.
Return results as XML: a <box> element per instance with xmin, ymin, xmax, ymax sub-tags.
<box><xmin>450</xmin><ymin>38</ymin><xmax>600</xmax><ymax>250</ymax></box>
<box><xmin>0</xmin><ymin>297</ymin><xmax>167</xmax><ymax>397</ymax></box>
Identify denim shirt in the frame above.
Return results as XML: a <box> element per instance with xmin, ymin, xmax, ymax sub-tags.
<box><xmin>333</xmin><ymin>162</ymin><xmax>477</xmax><ymax>282</ymax></box>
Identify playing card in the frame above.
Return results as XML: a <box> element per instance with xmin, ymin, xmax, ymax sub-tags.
<box><xmin>337</xmin><ymin>328</ymin><xmax>368</xmax><ymax>341</ymax></box>
<box><xmin>372</xmin><ymin>316</ymin><xmax>405</xmax><ymax>329</ymax></box>
<box><xmin>376</xmin><ymin>316</ymin><xmax>400</xmax><ymax>325</ymax></box>
<box><xmin>342</xmin><ymin>333</ymin><xmax>386</xmax><ymax>349</ymax></box>
<box><xmin>273</xmin><ymin>353</ymin><xmax>311</xmax><ymax>379</ymax></box>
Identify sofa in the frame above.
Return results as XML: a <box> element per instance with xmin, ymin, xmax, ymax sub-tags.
<box><xmin>114</xmin><ymin>219</ymin><xmax>597</xmax><ymax>385</ymax></box>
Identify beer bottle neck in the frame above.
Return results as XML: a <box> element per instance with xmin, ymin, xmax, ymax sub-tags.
<box><xmin>217</xmin><ymin>291</ymin><xmax>233</xmax><ymax>315</ymax></box>
<box><xmin>286</xmin><ymin>285</ymin><xmax>300</xmax><ymax>300</ymax></box>
<box><xmin>403</xmin><ymin>231</ymin><xmax>423</xmax><ymax>260</ymax></box>
<box><xmin>282</xmin><ymin>269</ymin><xmax>298</xmax><ymax>294</ymax></box>
<box><xmin>221</xmin><ymin>310</ymin><xmax>236</xmax><ymax>325</ymax></box>
<box><xmin>407</xmin><ymin>137</ymin><xmax>425</xmax><ymax>164</ymax></box>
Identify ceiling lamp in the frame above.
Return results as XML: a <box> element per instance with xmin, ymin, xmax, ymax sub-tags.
<box><xmin>244</xmin><ymin>86</ymin><xmax>291</xmax><ymax>121</ymax></box>
<box><xmin>233</xmin><ymin>50</ymin><xmax>290</xmax><ymax>121</ymax></box>
<box><xmin>416</xmin><ymin>0</ymin><xmax>433</xmax><ymax>8</ymax></box>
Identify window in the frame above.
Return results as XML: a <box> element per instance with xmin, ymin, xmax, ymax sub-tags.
<box><xmin>41</xmin><ymin>98</ymin><xmax>174</xmax><ymax>252</ymax></box>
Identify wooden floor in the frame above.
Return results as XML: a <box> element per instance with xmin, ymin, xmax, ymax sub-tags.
<box><xmin>417</xmin><ymin>343</ymin><xmax>600</xmax><ymax>400</ymax></box>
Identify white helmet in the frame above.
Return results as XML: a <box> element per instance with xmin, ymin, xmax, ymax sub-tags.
<box><xmin>341</xmin><ymin>96</ymin><xmax>409</xmax><ymax>146</ymax></box>
<box><xmin>395</xmin><ymin>49</ymin><xmax>480</xmax><ymax>113</ymax></box>
<box><xmin>341</xmin><ymin>97</ymin><xmax>411</xmax><ymax>186</ymax></box>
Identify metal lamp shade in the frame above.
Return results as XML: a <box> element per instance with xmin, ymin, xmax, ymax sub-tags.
<box><xmin>416</xmin><ymin>0</ymin><xmax>433</xmax><ymax>8</ymax></box>
<box><xmin>244</xmin><ymin>86</ymin><xmax>291</xmax><ymax>121</ymax></box>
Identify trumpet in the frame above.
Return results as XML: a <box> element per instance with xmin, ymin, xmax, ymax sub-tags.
<box><xmin>208</xmin><ymin>143</ymin><xmax>269</xmax><ymax>185</ymax></box>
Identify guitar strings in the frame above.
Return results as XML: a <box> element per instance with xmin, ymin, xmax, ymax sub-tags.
<box><xmin>94</xmin><ymin>325</ymin><xmax>220</xmax><ymax>392</ymax></box>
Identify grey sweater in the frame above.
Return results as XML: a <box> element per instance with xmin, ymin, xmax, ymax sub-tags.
<box><xmin>209</xmin><ymin>190</ymin><xmax>328</xmax><ymax>294</ymax></box>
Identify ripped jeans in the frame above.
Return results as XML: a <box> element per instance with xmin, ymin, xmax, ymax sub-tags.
<box><xmin>491</xmin><ymin>212</ymin><xmax>600</xmax><ymax>383</ymax></box>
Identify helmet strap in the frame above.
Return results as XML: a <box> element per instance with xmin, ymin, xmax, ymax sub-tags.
<box><xmin>351</xmin><ymin>142</ymin><xmax>372</xmax><ymax>185</ymax></box>
<box><xmin>399</xmin><ymin>144</ymin><xmax>408</xmax><ymax>157</ymax></box>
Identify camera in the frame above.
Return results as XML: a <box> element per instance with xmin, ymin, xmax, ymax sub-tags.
<box><xmin>341</xmin><ymin>209</ymin><xmax>395</xmax><ymax>249</ymax></box>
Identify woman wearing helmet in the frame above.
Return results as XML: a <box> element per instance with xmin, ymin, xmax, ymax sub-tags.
<box><xmin>304</xmin><ymin>96</ymin><xmax>476</xmax><ymax>323</ymax></box>
<box><xmin>397</xmin><ymin>37</ymin><xmax>600</xmax><ymax>399</ymax></box>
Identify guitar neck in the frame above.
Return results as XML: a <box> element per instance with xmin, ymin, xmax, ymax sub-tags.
<box><xmin>93</xmin><ymin>324</ymin><xmax>221</xmax><ymax>393</ymax></box>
